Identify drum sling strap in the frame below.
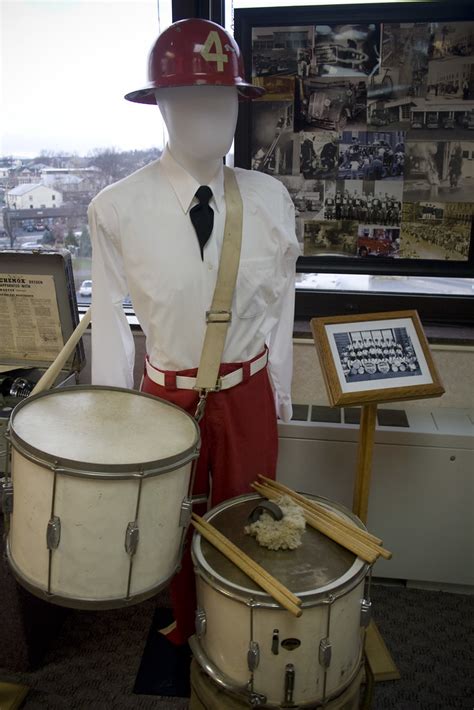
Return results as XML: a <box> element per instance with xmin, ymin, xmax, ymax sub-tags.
<box><xmin>193</xmin><ymin>166</ymin><xmax>243</xmax><ymax>423</ymax></box>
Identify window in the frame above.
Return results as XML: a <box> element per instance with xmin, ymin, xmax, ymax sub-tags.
<box><xmin>2</xmin><ymin>0</ymin><xmax>169</xmax><ymax>302</ymax></box>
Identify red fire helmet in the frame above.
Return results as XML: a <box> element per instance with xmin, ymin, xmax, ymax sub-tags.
<box><xmin>124</xmin><ymin>18</ymin><xmax>264</xmax><ymax>104</ymax></box>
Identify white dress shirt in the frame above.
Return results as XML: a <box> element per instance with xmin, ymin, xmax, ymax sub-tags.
<box><xmin>88</xmin><ymin>147</ymin><xmax>301</xmax><ymax>422</ymax></box>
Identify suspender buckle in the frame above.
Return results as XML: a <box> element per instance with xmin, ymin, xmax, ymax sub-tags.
<box><xmin>194</xmin><ymin>390</ymin><xmax>209</xmax><ymax>422</ymax></box>
<box><xmin>206</xmin><ymin>309</ymin><xmax>232</xmax><ymax>324</ymax></box>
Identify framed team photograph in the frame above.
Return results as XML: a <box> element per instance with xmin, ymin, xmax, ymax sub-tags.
<box><xmin>310</xmin><ymin>310</ymin><xmax>444</xmax><ymax>406</ymax></box>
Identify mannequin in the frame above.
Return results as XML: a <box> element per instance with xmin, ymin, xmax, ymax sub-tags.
<box><xmin>89</xmin><ymin>17</ymin><xmax>300</xmax><ymax>693</ymax></box>
<box><xmin>156</xmin><ymin>85</ymin><xmax>238</xmax><ymax>184</ymax></box>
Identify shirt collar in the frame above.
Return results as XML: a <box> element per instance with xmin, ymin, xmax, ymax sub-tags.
<box><xmin>159</xmin><ymin>145</ymin><xmax>225</xmax><ymax>214</ymax></box>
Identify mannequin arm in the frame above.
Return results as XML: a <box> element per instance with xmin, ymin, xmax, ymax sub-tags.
<box><xmin>266</xmin><ymin>184</ymin><xmax>301</xmax><ymax>423</ymax></box>
<box><xmin>88</xmin><ymin>199</ymin><xmax>135</xmax><ymax>388</ymax></box>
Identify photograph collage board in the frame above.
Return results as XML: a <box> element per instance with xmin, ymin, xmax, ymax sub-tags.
<box><xmin>250</xmin><ymin>21</ymin><xmax>474</xmax><ymax>262</ymax></box>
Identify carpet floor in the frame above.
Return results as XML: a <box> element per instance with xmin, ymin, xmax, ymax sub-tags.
<box><xmin>0</xmin><ymin>582</ymin><xmax>473</xmax><ymax>709</ymax></box>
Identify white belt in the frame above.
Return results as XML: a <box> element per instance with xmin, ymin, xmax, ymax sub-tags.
<box><xmin>145</xmin><ymin>350</ymin><xmax>268</xmax><ymax>391</ymax></box>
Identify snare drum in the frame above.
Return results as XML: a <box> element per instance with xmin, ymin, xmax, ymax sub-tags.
<box><xmin>191</xmin><ymin>494</ymin><xmax>371</xmax><ymax>708</ymax></box>
<box><xmin>5</xmin><ymin>386</ymin><xmax>200</xmax><ymax>609</ymax></box>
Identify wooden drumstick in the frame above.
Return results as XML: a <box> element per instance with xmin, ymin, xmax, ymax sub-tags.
<box><xmin>258</xmin><ymin>476</ymin><xmax>382</xmax><ymax>544</ymax></box>
<box><xmin>192</xmin><ymin>513</ymin><xmax>301</xmax><ymax>608</ymax></box>
<box><xmin>253</xmin><ymin>482</ymin><xmax>379</xmax><ymax>564</ymax></box>
<box><xmin>31</xmin><ymin>307</ymin><xmax>91</xmax><ymax>396</ymax></box>
<box><xmin>191</xmin><ymin>514</ymin><xmax>302</xmax><ymax>617</ymax></box>
<box><xmin>258</xmin><ymin>475</ymin><xmax>392</xmax><ymax>560</ymax></box>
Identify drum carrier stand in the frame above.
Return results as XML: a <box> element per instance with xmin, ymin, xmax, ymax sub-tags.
<box><xmin>0</xmin><ymin>248</ymin><xmax>86</xmax><ymax>686</ymax></box>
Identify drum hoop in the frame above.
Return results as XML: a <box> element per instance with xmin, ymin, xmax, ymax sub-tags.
<box><xmin>192</xmin><ymin>493</ymin><xmax>370</xmax><ymax>604</ymax></box>
<box><xmin>5</xmin><ymin>539</ymin><xmax>181</xmax><ymax>610</ymax></box>
<box><xmin>8</xmin><ymin>385</ymin><xmax>200</xmax><ymax>478</ymax></box>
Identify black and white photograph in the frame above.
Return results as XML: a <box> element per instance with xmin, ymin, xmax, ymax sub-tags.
<box><xmin>338</xmin><ymin>130</ymin><xmax>405</xmax><ymax>180</ymax></box>
<box><xmin>377</xmin><ymin>23</ymin><xmax>431</xmax><ymax>99</ymax></box>
<box><xmin>332</xmin><ymin>325</ymin><xmax>421</xmax><ymax>383</ymax></box>
<box><xmin>400</xmin><ymin>202</ymin><xmax>471</xmax><ymax>260</ymax></box>
<box><xmin>297</xmin><ymin>77</ymin><xmax>367</xmax><ymax>132</ymax></box>
<box><xmin>323</xmin><ymin>179</ymin><xmax>402</xmax><ymax>225</ymax></box>
<box><xmin>429</xmin><ymin>21</ymin><xmax>474</xmax><ymax>60</ymax></box>
<box><xmin>313</xmin><ymin>23</ymin><xmax>380</xmax><ymax>77</ymax></box>
<box><xmin>324</xmin><ymin>314</ymin><xmax>437</xmax><ymax>396</ymax></box>
<box><xmin>251</xmin><ymin>101</ymin><xmax>295</xmax><ymax>175</ymax></box>
<box><xmin>303</xmin><ymin>218</ymin><xmax>358</xmax><ymax>256</ymax></box>
<box><xmin>252</xmin><ymin>26</ymin><xmax>314</xmax><ymax>78</ymax></box>
<box><xmin>278</xmin><ymin>174</ymin><xmax>324</xmax><ymax>213</ymax></box>
<box><xmin>300</xmin><ymin>131</ymin><xmax>339</xmax><ymax>179</ymax></box>
<box><xmin>357</xmin><ymin>225</ymin><xmax>400</xmax><ymax>258</ymax></box>
<box><xmin>426</xmin><ymin>57</ymin><xmax>474</xmax><ymax>103</ymax></box>
<box><xmin>252</xmin><ymin>75</ymin><xmax>296</xmax><ymax>101</ymax></box>
<box><xmin>404</xmin><ymin>139</ymin><xmax>474</xmax><ymax>202</ymax></box>
<box><xmin>367</xmin><ymin>92</ymin><xmax>414</xmax><ymax>130</ymax></box>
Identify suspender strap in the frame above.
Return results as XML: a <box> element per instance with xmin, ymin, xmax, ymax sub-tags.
<box><xmin>194</xmin><ymin>166</ymin><xmax>243</xmax><ymax>392</ymax></box>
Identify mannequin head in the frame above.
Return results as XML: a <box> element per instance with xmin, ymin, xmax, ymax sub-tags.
<box><xmin>156</xmin><ymin>85</ymin><xmax>239</xmax><ymax>182</ymax></box>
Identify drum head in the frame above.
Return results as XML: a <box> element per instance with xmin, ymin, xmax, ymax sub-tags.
<box><xmin>193</xmin><ymin>494</ymin><xmax>368</xmax><ymax>604</ymax></box>
<box><xmin>10</xmin><ymin>386</ymin><xmax>200</xmax><ymax>475</ymax></box>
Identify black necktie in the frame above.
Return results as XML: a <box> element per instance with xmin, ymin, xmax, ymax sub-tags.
<box><xmin>190</xmin><ymin>186</ymin><xmax>214</xmax><ymax>260</ymax></box>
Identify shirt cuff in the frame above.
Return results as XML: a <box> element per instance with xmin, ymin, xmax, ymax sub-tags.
<box><xmin>275</xmin><ymin>392</ymin><xmax>293</xmax><ymax>423</ymax></box>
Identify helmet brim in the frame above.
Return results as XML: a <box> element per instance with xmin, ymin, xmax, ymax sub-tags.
<box><xmin>124</xmin><ymin>81</ymin><xmax>265</xmax><ymax>104</ymax></box>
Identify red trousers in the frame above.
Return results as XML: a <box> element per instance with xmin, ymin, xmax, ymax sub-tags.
<box><xmin>140</xmin><ymin>352</ymin><xmax>278</xmax><ymax>642</ymax></box>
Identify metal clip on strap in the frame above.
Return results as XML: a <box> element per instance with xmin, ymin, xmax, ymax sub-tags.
<box><xmin>206</xmin><ymin>309</ymin><xmax>231</xmax><ymax>324</ymax></box>
<box><xmin>194</xmin><ymin>390</ymin><xmax>209</xmax><ymax>422</ymax></box>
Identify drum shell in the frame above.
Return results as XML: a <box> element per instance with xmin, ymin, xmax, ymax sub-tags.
<box><xmin>8</xmin><ymin>450</ymin><xmax>191</xmax><ymax>606</ymax></box>
<box><xmin>6</xmin><ymin>386</ymin><xmax>200</xmax><ymax>609</ymax></box>
<box><xmin>191</xmin><ymin>494</ymin><xmax>369</xmax><ymax>707</ymax></box>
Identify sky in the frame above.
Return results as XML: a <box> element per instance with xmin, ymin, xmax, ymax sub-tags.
<box><xmin>1</xmin><ymin>0</ymin><xmax>171</xmax><ymax>157</ymax></box>
<box><xmin>0</xmin><ymin>0</ymin><xmax>399</xmax><ymax>158</ymax></box>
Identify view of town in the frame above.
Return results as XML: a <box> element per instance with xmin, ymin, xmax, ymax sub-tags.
<box><xmin>0</xmin><ymin>148</ymin><xmax>161</xmax><ymax>302</ymax></box>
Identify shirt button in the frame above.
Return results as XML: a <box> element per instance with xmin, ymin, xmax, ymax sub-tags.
<box><xmin>207</xmin><ymin>263</ymin><xmax>213</xmax><ymax>271</ymax></box>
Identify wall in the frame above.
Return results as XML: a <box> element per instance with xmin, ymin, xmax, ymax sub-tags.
<box><xmin>292</xmin><ymin>338</ymin><xmax>474</xmax><ymax>410</ymax></box>
<box><xmin>80</xmin><ymin>330</ymin><xmax>474</xmax><ymax>410</ymax></box>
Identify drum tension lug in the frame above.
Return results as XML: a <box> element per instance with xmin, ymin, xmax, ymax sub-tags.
<box><xmin>319</xmin><ymin>638</ymin><xmax>332</xmax><ymax>669</ymax></box>
<box><xmin>360</xmin><ymin>598</ymin><xmax>372</xmax><ymax>628</ymax></box>
<box><xmin>283</xmin><ymin>663</ymin><xmax>295</xmax><ymax>707</ymax></box>
<box><xmin>179</xmin><ymin>497</ymin><xmax>193</xmax><ymax>528</ymax></box>
<box><xmin>46</xmin><ymin>516</ymin><xmax>61</xmax><ymax>550</ymax></box>
<box><xmin>195</xmin><ymin>608</ymin><xmax>207</xmax><ymax>638</ymax></box>
<box><xmin>125</xmin><ymin>521</ymin><xmax>139</xmax><ymax>556</ymax></box>
<box><xmin>247</xmin><ymin>640</ymin><xmax>260</xmax><ymax>672</ymax></box>
<box><xmin>0</xmin><ymin>478</ymin><xmax>13</xmax><ymax>515</ymax></box>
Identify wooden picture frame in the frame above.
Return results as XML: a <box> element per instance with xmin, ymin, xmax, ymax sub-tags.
<box><xmin>311</xmin><ymin>309</ymin><xmax>444</xmax><ymax>407</ymax></box>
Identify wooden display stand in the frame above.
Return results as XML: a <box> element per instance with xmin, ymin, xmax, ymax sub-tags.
<box><xmin>311</xmin><ymin>311</ymin><xmax>444</xmax><ymax>683</ymax></box>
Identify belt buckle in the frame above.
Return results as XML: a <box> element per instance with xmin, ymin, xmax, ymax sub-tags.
<box><xmin>206</xmin><ymin>309</ymin><xmax>232</xmax><ymax>324</ymax></box>
<box><xmin>213</xmin><ymin>376</ymin><xmax>223</xmax><ymax>392</ymax></box>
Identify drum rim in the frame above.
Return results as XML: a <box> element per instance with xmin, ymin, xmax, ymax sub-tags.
<box><xmin>8</xmin><ymin>385</ymin><xmax>200</xmax><ymax>477</ymax></box>
<box><xmin>189</xmin><ymin>635</ymin><xmax>365</xmax><ymax>708</ymax></box>
<box><xmin>192</xmin><ymin>493</ymin><xmax>370</xmax><ymax>605</ymax></box>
